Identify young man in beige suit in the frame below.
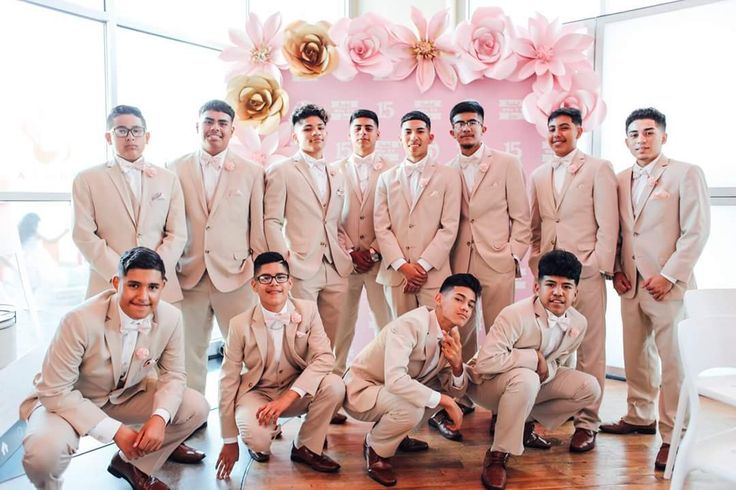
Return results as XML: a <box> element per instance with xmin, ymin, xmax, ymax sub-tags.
<box><xmin>528</xmin><ymin>107</ymin><xmax>618</xmax><ymax>451</ymax></box>
<box><xmin>374</xmin><ymin>111</ymin><xmax>462</xmax><ymax>319</ymax></box>
<box><xmin>216</xmin><ymin>252</ymin><xmax>345</xmax><ymax>479</ymax></box>
<box><xmin>470</xmin><ymin>250</ymin><xmax>601</xmax><ymax>490</ymax></box>
<box><xmin>344</xmin><ymin>273</ymin><xmax>479</xmax><ymax>487</ymax></box>
<box><xmin>167</xmin><ymin>100</ymin><xmax>266</xmax><ymax>395</ymax></box>
<box><xmin>264</xmin><ymin>105</ymin><xmax>352</xmax><ymax>422</ymax></box>
<box><xmin>332</xmin><ymin>109</ymin><xmax>394</xmax><ymax>376</ymax></box>
<box><xmin>434</xmin><ymin>100</ymin><xmax>532</xmax><ymax>439</ymax></box>
<box><xmin>72</xmin><ymin>105</ymin><xmax>186</xmax><ymax>306</ymax></box>
<box><xmin>20</xmin><ymin>247</ymin><xmax>208</xmax><ymax>490</ymax></box>
<box><xmin>601</xmin><ymin>108</ymin><xmax>710</xmax><ymax>471</ymax></box>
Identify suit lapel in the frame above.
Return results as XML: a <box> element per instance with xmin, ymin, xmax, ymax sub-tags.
<box><xmin>362</xmin><ymin>157</ymin><xmax>383</xmax><ymax>211</ymax></box>
<box><xmin>104</xmin><ymin>297</ymin><xmax>123</xmax><ymax>384</ymax></box>
<box><xmin>105</xmin><ymin>162</ymin><xmax>137</xmax><ymax>224</ymax></box>
<box><xmin>343</xmin><ymin>159</ymin><xmax>362</xmax><ymax>204</ymax></box>
<box><xmin>419</xmin><ymin>310</ymin><xmax>440</xmax><ymax>378</ymax></box>
<box><xmin>555</xmin><ymin>152</ymin><xmax>586</xmax><ymax>210</ymax></box>
<box><xmin>470</xmin><ymin>148</ymin><xmax>493</xmax><ymax>198</ymax></box>
<box><xmin>123</xmin><ymin>319</ymin><xmax>154</xmax><ymax>387</ymax></box>
<box><xmin>634</xmin><ymin>157</ymin><xmax>669</xmax><ymax>221</ymax></box>
<box><xmin>621</xmin><ymin>168</ymin><xmax>635</xmax><ymax>224</ymax></box>
<box><xmin>449</xmin><ymin>156</ymin><xmax>471</xmax><ymax>204</ymax></box>
<box><xmin>283</xmin><ymin>301</ymin><xmax>303</xmax><ymax>364</ymax></box>
<box><xmin>293</xmin><ymin>156</ymin><xmax>324</xmax><ymax>205</ymax></box>
<box><xmin>252</xmin><ymin>307</ymin><xmax>268</xmax><ymax>365</ymax></box>
<box><xmin>397</xmin><ymin>166</ymin><xmax>413</xmax><ymax>210</ymax></box>
<box><xmin>137</xmin><ymin>168</ymin><xmax>150</xmax><ymax>226</ymax></box>
<box><xmin>411</xmin><ymin>160</ymin><xmax>437</xmax><ymax>213</ymax></box>
<box><xmin>188</xmin><ymin>156</ymin><xmax>209</xmax><ymax>215</ymax></box>
<box><xmin>209</xmin><ymin>154</ymin><xmax>232</xmax><ymax>216</ymax></box>
<box><xmin>532</xmin><ymin>297</ymin><xmax>548</xmax><ymax>350</ymax></box>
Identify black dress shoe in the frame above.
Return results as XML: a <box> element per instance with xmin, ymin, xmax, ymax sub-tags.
<box><xmin>397</xmin><ymin>436</ymin><xmax>429</xmax><ymax>452</ymax></box>
<box><xmin>290</xmin><ymin>443</ymin><xmax>340</xmax><ymax>473</ymax></box>
<box><xmin>167</xmin><ymin>443</ymin><xmax>206</xmax><ymax>464</ymax></box>
<box><xmin>523</xmin><ymin>422</ymin><xmax>552</xmax><ymax>449</ymax></box>
<box><xmin>247</xmin><ymin>448</ymin><xmax>270</xmax><ymax>462</ymax></box>
<box><xmin>108</xmin><ymin>453</ymin><xmax>170</xmax><ymax>490</ymax></box>
<box><xmin>330</xmin><ymin>412</ymin><xmax>348</xmax><ymax>425</ymax></box>
<box><xmin>458</xmin><ymin>403</ymin><xmax>476</xmax><ymax>415</ymax></box>
<box><xmin>428</xmin><ymin>409</ymin><xmax>463</xmax><ymax>441</ymax></box>
<box><xmin>365</xmin><ymin>440</ymin><xmax>397</xmax><ymax>487</ymax></box>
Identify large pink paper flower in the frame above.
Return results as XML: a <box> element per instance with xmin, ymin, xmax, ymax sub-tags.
<box><xmin>453</xmin><ymin>7</ymin><xmax>517</xmax><ymax>84</ymax></box>
<box><xmin>511</xmin><ymin>13</ymin><xmax>593</xmax><ymax>93</ymax></box>
<box><xmin>386</xmin><ymin>7</ymin><xmax>458</xmax><ymax>93</ymax></box>
<box><xmin>330</xmin><ymin>14</ymin><xmax>394</xmax><ymax>81</ymax></box>
<box><xmin>522</xmin><ymin>69</ymin><xmax>607</xmax><ymax>136</ymax></box>
<box><xmin>230</xmin><ymin>123</ymin><xmax>292</xmax><ymax>168</ymax></box>
<box><xmin>220</xmin><ymin>13</ymin><xmax>287</xmax><ymax>83</ymax></box>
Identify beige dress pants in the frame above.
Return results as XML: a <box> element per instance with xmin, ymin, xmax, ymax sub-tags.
<box><xmin>384</xmin><ymin>281</ymin><xmax>438</xmax><ymax>319</ymax></box>
<box><xmin>22</xmin><ymin>382</ymin><xmax>209</xmax><ymax>490</ymax></box>
<box><xmin>181</xmin><ymin>272</ymin><xmax>256</xmax><ymax>394</ymax></box>
<box><xmin>235</xmin><ymin>374</ymin><xmax>345</xmax><ymax>455</ymax></box>
<box><xmin>468</xmin><ymin>367</ymin><xmax>600</xmax><ymax>455</ymax></box>
<box><xmin>621</xmin><ymin>274</ymin><xmax>685</xmax><ymax>444</ymax></box>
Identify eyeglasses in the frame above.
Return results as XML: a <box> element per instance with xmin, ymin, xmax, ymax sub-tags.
<box><xmin>255</xmin><ymin>273</ymin><xmax>290</xmax><ymax>285</ymax></box>
<box><xmin>111</xmin><ymin>126</ymin><xmax>146</xmax><ymax>138</ymax></box>
<box><xmin>452</xmin><ymin>119</ymin><xmax>482</xmax><ymax>130</ymax></box>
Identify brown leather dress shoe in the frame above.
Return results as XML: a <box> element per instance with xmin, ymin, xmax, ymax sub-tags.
<box><xmin>600</xmin><ymin>418</ymin><xmax>656</xmax><ymax>435</ymax></box>
<box><xmin>330</xmin><ymin>412</ymin><xmax>348</xmax><ymax>425</ymax></box>
<box><xmin>290</xmin><ymin>443</ymin><xmax>341</xmax><ymax>473</ymax></box>
<box><xmin>523</xmin><ymin>422</ymin><xmax>552</xmax><ymax>449</ymax></box>
<box><xmin>569</xmin><ymin>428</ymin><xmax>597</xmax><ymax>453</ymax></box>
<box><xmin>365</xmin><ymin>441</ymin><xmax>397</xmax><ymax>487</ymax></box>
<box><xmin>248</xmin><ymin>448</ymin><xmax>270</xmax><ymax>463</ymax></box>
<box><xmin>481</xmin><ymin>450</ymin><xmax>510</xmax><ymax>490</ymax></box>
<box><xmin>107</xmin><ymin>453</ymin><xmax>170</xmax><ymax>490</ymax></box>
<box><xmin>655</xmin><ymin>443</ymin><xmax>670</xmax><ymax>470</ymax></box>
<box><xmin>167</xmin><ymin>443</ymin><xmax>206</xmax><ymax>464</ymax></box>
<box><xmin>397</xmin><ymin>436</ymin><xmax>429</xmax><ymax>452</ymax></box>
<box><xmin>428</xmin><ymin>409</ymin><xmax>463</xmax><ymax>441</ymax></box>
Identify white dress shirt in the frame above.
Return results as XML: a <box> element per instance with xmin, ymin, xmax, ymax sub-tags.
<box><xmin>301</xmin><ymin>151</ymin><xmax>328</xmax><ymax>201</ymax></box>
<box><xmin>551</xmin><ymin>149</ymin><xmax>577</xmax><ymax>194</ymax></box>
<box><xmin>199</xmin><ymin>149</ymin><xmax>227</xmax><ymax>202</ymax></box>
<box><xmin>541</xmin><ymin>310</ymin><xmax>570</xmax><ymax>358</ymax></box>
<box><xmin>349</xmin><ymin>152</ymin><xmax>375</xmax><ymax>197</ymax></box>
<box><xmin>115</xmin><ymin>155</ymin><xmax>144</xmax><ymax>202</ymax></box>
<box><xmin>631</xmin><ymin>154</ymin><xmax>662</xmax><ymax>208</ymax></box>
<box><xmin>87</xmin><ymin>308</ymin><xmax>170</xmax><ymax>443</ymax></box>
<box><xmin>458</xmin><ymin>144</ymin><xmax>484</xmax><ymax>192</ymax></box>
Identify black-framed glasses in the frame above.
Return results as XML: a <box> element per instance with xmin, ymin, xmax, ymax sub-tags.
<box><xmin>111</xmin><ymin>126</ymin><xmax>146</xmax><ymax>138</ymax></box>
<box><xmin>452</xmin><ymin>119</ymin><xmax>482</xmax><ymax>130</ymax></box>
<box><xmin>255</xmin><ymin>273</ymin><xmax>290</xmax><ymax>285</ymax></box>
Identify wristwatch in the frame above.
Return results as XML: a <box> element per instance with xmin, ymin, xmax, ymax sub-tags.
<box><xmin>369</xmin><ymin>248</ymin><xmax>382</xmax><ymax>263</ymax></box>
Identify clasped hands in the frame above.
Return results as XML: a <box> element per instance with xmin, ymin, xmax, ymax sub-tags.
<box><xmin>350</xmin><ymin>249</ymin><xmax>374</xmax><ymax>274</ymax></box>
<box><xmin>399</xmin><ymin>262</ymin><xmax>428</xmax><ymax>293</ymax></box>
<box><xmin>613</xmin><ymin>272</ymin><xmax>673</xmax><ymax>301</ymax></box>
<box><xmin>113</xmin><ymin>414</ymin><xmax>166</xmax><ymax>460</ymax></box>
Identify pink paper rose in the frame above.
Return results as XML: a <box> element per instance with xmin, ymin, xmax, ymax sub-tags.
<box><xmin>290</xmin><ymin>312</ymin><xmax>302</xmax><ymax>324</ymax></box>
<box><xmin>453</xmin><ymin>7</ymin><xmax>517</xmax><ymax>84</ymax></box>
<box><xmin>330</xmin><ymin>14</ymin><xmax>394</xmax><ymax>81</ymax></box>
<box><xmin>224</xmin><ymin>161</ymin><xmax>235</xmax><ymax>171</ymax></box>
<box><xmin>143</xmin><ymin>165</ymin><xmax>157</xmax><ymax>178</ymax></box>
<box><xmin>567</xmin><ymin>328</ymin><xmax>580</xmax><ymax>338</ymax></box>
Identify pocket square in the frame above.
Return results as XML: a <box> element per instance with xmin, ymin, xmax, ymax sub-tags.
<box><xmin>429</xmin><ymin>190</ymin><xmax>439</xmax><ymax>197</ymax></box>
<box><xmin>228</xmin><ymin>189</ymin><xmax>244</xmax><ymax>197</ymax></box>
<box><xmin>151</xmin><ymin>192</ymin><xmax>165</xmax><ymax>201</ymax></box>
<box><xmin>295</xmin><ymin>330</ymin><xmax>308</xmax><ymax>338</ymax></box>
<box><xmin>652</xmin><ymin>190</ymin><xmax>670</xmax><ymax>200</ymax></box>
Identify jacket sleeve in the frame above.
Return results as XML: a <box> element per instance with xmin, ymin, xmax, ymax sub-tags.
<box><xmin>592</xmin><ymin>161</ymin><xmax>620</xmax><ymax>275</ymax></box>
<box><xmin>472</xmin><ymin>310</ymin><xmax>538</xmax><ymax>377</ymax></box>
<box><xmin>152</xmin><ymin>311</ymin><xmax>188</xmax><ymax>418</ymax></box>
<box><xmin>373</xmin><ymin>174</ymin><xmax>405</xmax><ymax>266</ymax></box>
<box><xmin>507</xmin><ymin>156</ymin><xmax>532</xmax><ymax>262</ymax></box>
<box><xmin>263</xmin><ymin>163</ymin><xmax>290</xmax><ymax>257</ymax></box>
<box><xmin>291</xmin><ymin>304</ymin><xmax>337</xmax><ymax>396</ymax></box>
<box><xmin>219</xmin><ymin>316</ymin><xmax>247</xmax><ymax>440</ymax></box>
<box><xmin>384</xmin><ymin>319</ymin><xmax>436</xmax><ymax>408</ymax></box>
<box><xmin>155</xmin><ymin>176</ymin><xmax>187</xmax><ymax>276</ymax></box>
<box><xmin>248</xmin><ymin>166</ymin><xmax>268</xmax><ymax>258</ymax></box>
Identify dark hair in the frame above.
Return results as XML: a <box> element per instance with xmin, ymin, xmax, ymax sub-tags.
<box><xmin>291</xmin><ymin>103</ymin><xmax>329</xmax><ymax>126</ymax></box>
<box><xmin>625</xmin><ymin>107</ymin><xmax>666</xmax><ymax>132</ymax></box>
<box><xmin>198</xmin><ymin>99</ymin><xmax>235</xmax><ymax>121</ymax></box>
<box><xmin>548</xmin><ymin>107</ymin><xmax>582</xmax><ymax>126</ymax></box>
<box><xmin>537</xmin><ymin>250</ymin><xmax>582</xmax><ymax>285</ymax></box>
<box><xmin>253</xmin><ymin>251</ymin><xmax>290</xmax><ymax>276</ymax></box>
<box><xmin>117</xmin><ymin>247</ymin><xmax>166</xmax><ymax>280</ymax></box>
<box><xmin>450</xmin><ymin>100</ymin><xmax>484</xmax><ymax>123</ymax></box>
<box><xmin>107</xmin><ymin>105</ymin><xmax>146</xmax><ymax>130</ymax></box>
<box><xmin>349</xmin><ymin>109</ymin><xmax>379</xmax><ymax>127</ymax></box>
<box><xmin>400</xmin><ymin>110</ymin><xmax>431</xmax><ymax>131</ymax></box>
<box><xmin>439</xmin><ymin>273</ymin><xmax>482</xmax><ymax>298</ymax></box>
<box><xmin>17</xmin><ymin>213</ymin><xmax>41</xmax><ymax>245</ymax></box>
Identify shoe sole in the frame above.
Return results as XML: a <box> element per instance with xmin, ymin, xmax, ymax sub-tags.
<box><xmin>600</xmin><ymin>427</ymin><xmax>656</xmax><ymax>435</ymax></box>
<box><xmin>368</xmin><ymin>470</ymin><xmax>397</xmax><ymax>487</ymax></box>
<box><xmin>481</xmin><ymin>475</ymin><xmax>506</xmax><ymax>490</ymax></box>
<box><xmin>569</xmin><ymin>444</ymin><xmax>596</xmax><ymax>453</ymax></box>
<box><xmin>290</xmin><ymin>454</ymin><xmax>340</xmax><ymax>473</ymax></box>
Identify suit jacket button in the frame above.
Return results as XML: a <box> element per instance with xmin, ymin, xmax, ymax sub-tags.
<box><xmin>136</xmin><ymin>233</ymin><xmax>142</xmax><ymax>238</ymax></box>
<box><xmin>555</xmin><ymin>219</ymin><xmax>560</xmax><ymax>223</ymax></box>
<box><xmin>470</xmin><ymin>219</ymin><xmax>475</xmax><ymax>223</ymax></box>
<box><xmin>205</xmin><ymin>225</ymin><xmax>211</xmax><ymax>230</ymax></box>
<box><xmin>320</xmin><ymin>242</ymin><xmax>326</xmax><ymax>246</ymax></box>
<box><xmin>408</xmin><ymin>224</ymin><xmax>414</xmax><ymax>228</ymax></box>
<box><xmin>632</xmin><ymin>255</ymin><xmax>635</xmax><ymax>260</ymax></box>
<box><xmin>205</xmin><ymin>250</ymin><xmax>210</xmax><ymax>254</ymax></box>
<box><xmin>360</xmin><ymin>235</ymin><xmax>365</xmax><ymax>239</ymax></box>
<box><xmin>467</xmin><ymin>241</ymin><xmax>472</xmax><ymax>246</ymax></box>
<box><xmin>633</xmin><ymin>232</ymin><xmax>639</xmax><ymax>236</ymax></box>
<box><xmin>360</xmin><ymin>215</ymin><xmax>365</xmax><ymax>220</ymax></box>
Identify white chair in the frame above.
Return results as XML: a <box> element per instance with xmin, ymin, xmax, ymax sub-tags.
<box><xmin>665</xmin><ymin>316</ymin><xmax>736</xmax><ymax>488</ymax></box>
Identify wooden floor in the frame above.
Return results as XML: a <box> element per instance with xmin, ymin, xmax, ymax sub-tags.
<box><xmin>2</xmin><ymin>379</ymin><xmax>735</xmax><ymax>489</ymax></box>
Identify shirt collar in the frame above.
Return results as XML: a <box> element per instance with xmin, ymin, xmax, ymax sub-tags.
<box><xmin>552</xmin><ymin>149</ymin><xmax>577</xmax><ymax>168</ymax></box>
<box><xmin>632</xmin><ymin>153</ymin><xmax>662</xmax><ymax>177</ymax></box>
<box><xmin>199</xmin><ymin>148</ymin><xmax>227</xmax><ymax>167</ymax></box>
<box><xmin>402</xmin><ymin>154</ymin><xmax>429</xmax><ymax>175</ymax></box>
<box><xmin>300</xmin><ymin>151</ymin><xmax>327</xmax><ymax>168</ymax></box>
<box><xmin>351</xmin><ymin>152</ymin><xmax>375</xmax><ymax>167</ymax></box>
<box><xmin>261</xmin><ymin>303</ymin><xmax>289</xmax><ymax>329</ymax></box>
<box><xmin>115</xmin><ymin>155</ymin><xmax>145</xmax><ymax>173</ymax></box>
<box><xmin>458</xmin><ymin>144</ymin><xmax>484</xmax><ymax>166</ymax></box>
<box><xmin>118</xmin><ymin>305</ymin><xmax>152</xmax><ymax>333</ymax></box>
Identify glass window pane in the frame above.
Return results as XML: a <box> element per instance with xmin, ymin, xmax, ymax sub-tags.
<box><xmin>598</xmin><ymin>1</ymin><xmax>736</xmax><ymax>186</ymax></box>
<box><xmin>249</xmin><ymin>0</ymin><xmax>345</xmax><ymax>25</ymax></box>
<box><xmin>358</xmin><ymin>0</ymin><xmax>451</xmax><ymax>26</ymax></box>
<box><xmin>694</xmin><ymin>205</ymin><xmax>736</xmax><ymax>289</ymax></box>
<box><xmin>603</xmin><ymin>0</ymin><xmax>672</xmax><ymax>15</ymax></box>
<box><xmin>115</xmin><ymin>0</ymin><xmax>245</xmax><ymax>45</ymax></box>
<box><xmin>469</xmin><ymin>0</ymin><xmax>601</xmax><ymax>24</ymax></box>
<box><xmin>0</xmin><ymin>2</ymin><xmax>106</xmax><ymax>193</ymax></box>
<box><xmin>116</xmin><ymin>29</ymin><xmax>226</xmax><ymax>164</ymax></box>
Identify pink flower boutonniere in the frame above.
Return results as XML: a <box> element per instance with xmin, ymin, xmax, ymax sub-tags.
<box><xmin>568</xmin><ymin>162</ymin><xmax>582</xmax><ymax>174</ymax></box>
<box><xmin>290</xmin><ymin>312</ymin><xmax>302</xmax><ymax>324</ymax></box>
<box><xmin>478</xmin><ymin>163</ymin><xmax>489</xmax><ymax>173</ymax></box>
<box><xmin>329</xmin><ymin>169</ymin><xmax>337</xmax><ymax>177</ymax></box>
<box><xmin>373</xmin><ymin>161</ymin><xmax>384</xmax><ymax>171</ymax></box>
<box><xmin>135</xmin><ymin>347</ymin><xmax>150</xmax><ymax>360</ymax></box>
<box><xmin>143</xmin><ymin>166</ymin><xmax>157</xmax><ymax>178</ymax></box>
<box><xmin>647</xmin><ymin>176</ymin><xmax>659</xmax><ymax>187</ymax></box>
<box><xmin>224</xmin><ymin>161</ymin><xmax>235</xmax><ymax>172</ymax></box>
<box><xmin>567</xmin><ymin>328</ymin><xmax>580</xmax><ymax>339</ymax></box>
<box><xmin>419</xmin><ymin>177</ymin><xmax>429</xmax><ymax>188</ymax></box>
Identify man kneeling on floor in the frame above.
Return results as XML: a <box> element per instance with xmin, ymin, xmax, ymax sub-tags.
<box><xmin>344</xmin><ymin>273</ymin><xmax>480</xmax><ymax>487</ymax></box>
<box><xmin>468</xmin><ymin>249</ymin><xmax>601</xmax><ymax>490</ymax></box>
<box><xmin>20</xmin><ymin>247</ymin><xmax>209</xmax><ymax>490</ymax></box>
<box><xmin>216</xmin><ymin>252</ymin><xmax>345</xmax><ymax>479</ymax></box>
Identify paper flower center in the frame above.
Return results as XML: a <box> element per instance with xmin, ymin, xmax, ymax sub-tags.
<box><xmin>251</xmin><ymin>45</ymin><xmax>272</xmax><ymax>64</ymax></box>
<box><xmin>413</xmin><ymin>40</ymin><xmax>438</xmax><ymax>60</ymax></box>
<box><xmin>535</xmin><ymin>46</ymin><xmax>554</xmax><ymax>62</ymax></box>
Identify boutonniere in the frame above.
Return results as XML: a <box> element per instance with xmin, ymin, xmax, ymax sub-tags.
<box><xmin>568</xmin><ymin>162</ymin><xmax>582</xmax><ymax>174</ymax></box>
<box><xmin>329</xmin><ymin>169</ymin><xmax>337</xmax><ymax>177</ymax></box>
<box><xmin>373</xmin><ymin>161</ymin><xmax>384</xmax><ymax>171</ymax></box>
<box><xmin>143</xmin><ymin>165</ymin><xmax>157</xmax><ymax>178</ymax></box>
<box><xmin>652</xmin><ymin>189</ymin><xmax>670</xmax><ymax>200</ymax></box>
<box><xmin>290</xmin><ymin>312</ymin><xmax>302</xmax><ymax>324</ymax></box>
<box><xmin>135</xmin><ymin>347</ymin><xmax>150</xmax><ymax>360</ymax></box>
<box><xmin>478</xmin><ymin>163</ymin><xmax>489</xmax><ymax>173</ymax></box>
<box><xmin>419</xmin><ymin>177</ymin><xmax>429</xmax><ymax>188</ymax></box>
<box><xmin>567</xmin><ymin>328</ymin><xmax>580</xmax><ymax>338</ymax></box>
<box><xmin>151</xmin><ymin>192</ymin><xmax>164</xmax><ymax>201</ymax></box>
<box><xmin>336</xmin><ymin>188</ymin><xmax>344</xmax><ymax>197</ymax></box>
<box><xmin>647</xmin><ymin>176</ymin><xmax>659</xmax><ymax>187</ymax></box>
<box><xmin>223</xmin><ymin>161</ymin><xmax>235</xmax><ymax>172</ymax></box>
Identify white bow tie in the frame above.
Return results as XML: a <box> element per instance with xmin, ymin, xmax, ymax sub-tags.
<box><xmin>201</xmin><ymin>154</ymin><xmax>224</xmax><ymax>170</ymax></box>
<box><xmin>551</xmin><ymin>157</ymin><xmax>567</xmax><ymax>170</ymax></box>
<box><xmin>121</xmin><ymin>318</ymin><xmax>151</xmax><ymax>334</ymax></box>
<box><xmin>353</xmin><ymin>155</ymin><xmax>373</xmax><ymax>167</ymax></box>
<box><xmin>267</xmin><ymin>312</ymin><xmax>292</xmax><ymax>330</ymax></box>
<box><xmin>120</xmin><ymin>159</ymin><xmax>146</xmax><ymax>172</ymax></box>
<box><xmin>547</xmin><ymin>314</ymin><xmax>570</xmax><ymax>331</ymax></box>
<box><xmin>632</xmin><ymin>166</ymin><xmax>649</xmax><ymax>180</ymax></box>
<box><xmin>404</xmin><ymin>164</ymin><xmax>423</xmax><ymax>177</ymax></box>
<box><xmin>459</xmin><ymin>156</ymin><xmax>479</xmax><ymax>169</ymax></box>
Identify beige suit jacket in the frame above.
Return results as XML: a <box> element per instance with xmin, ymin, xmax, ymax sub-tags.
<box><xmin>615</xmin><ymin>155</ymin><xmax>710</xmax><ymax>300</ymax></box>
<box><xmin>72</xmin><ymin>161</ymin><xmax>186</xmax><ymax>303</ymax></box>
<box><xmin>167</xmin><ymin>151</ymin><xmax>266</xmax><ymax>292</ymax></box>
<box><xmin>469</xmin><ymin>297</ymin><xmax>587</xmax><ymax>385</ymax></box>
<box><xmin>346</xmin><ymin>306</ymin><xmax>468</xmax><ymax>412</ymax></box>
<box><xmin>373</xmin><ymin>159</ymin><xmax>461</xmax><ymax>288</ymax></box>
<box><xmin>19</xmin><ymin>290</ymin><xmax>186</xmax><ymax>436</ymax></box>
<box><xmin>334</xmin><ymin>155</ymin><xmax>395</xmax><ymax>253</ymax></box>
<box><xmin>529</xmin><ymin>151</ymin><xmax>619</xmax><ymax>278</ymax></box>
<box><xmin>448</xmin><ymin>147</ymin><xmax>531</xmax><ymax>274</ymax></box>
<box><xmin>218</xmin><ymin>298</ymin><xmax>336</xmax><ymax>439</ymax></box>
<box><xmin>264</xmin><ymin>154</ymin><xmax>352</xmax><ymax>280</ymax></box>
